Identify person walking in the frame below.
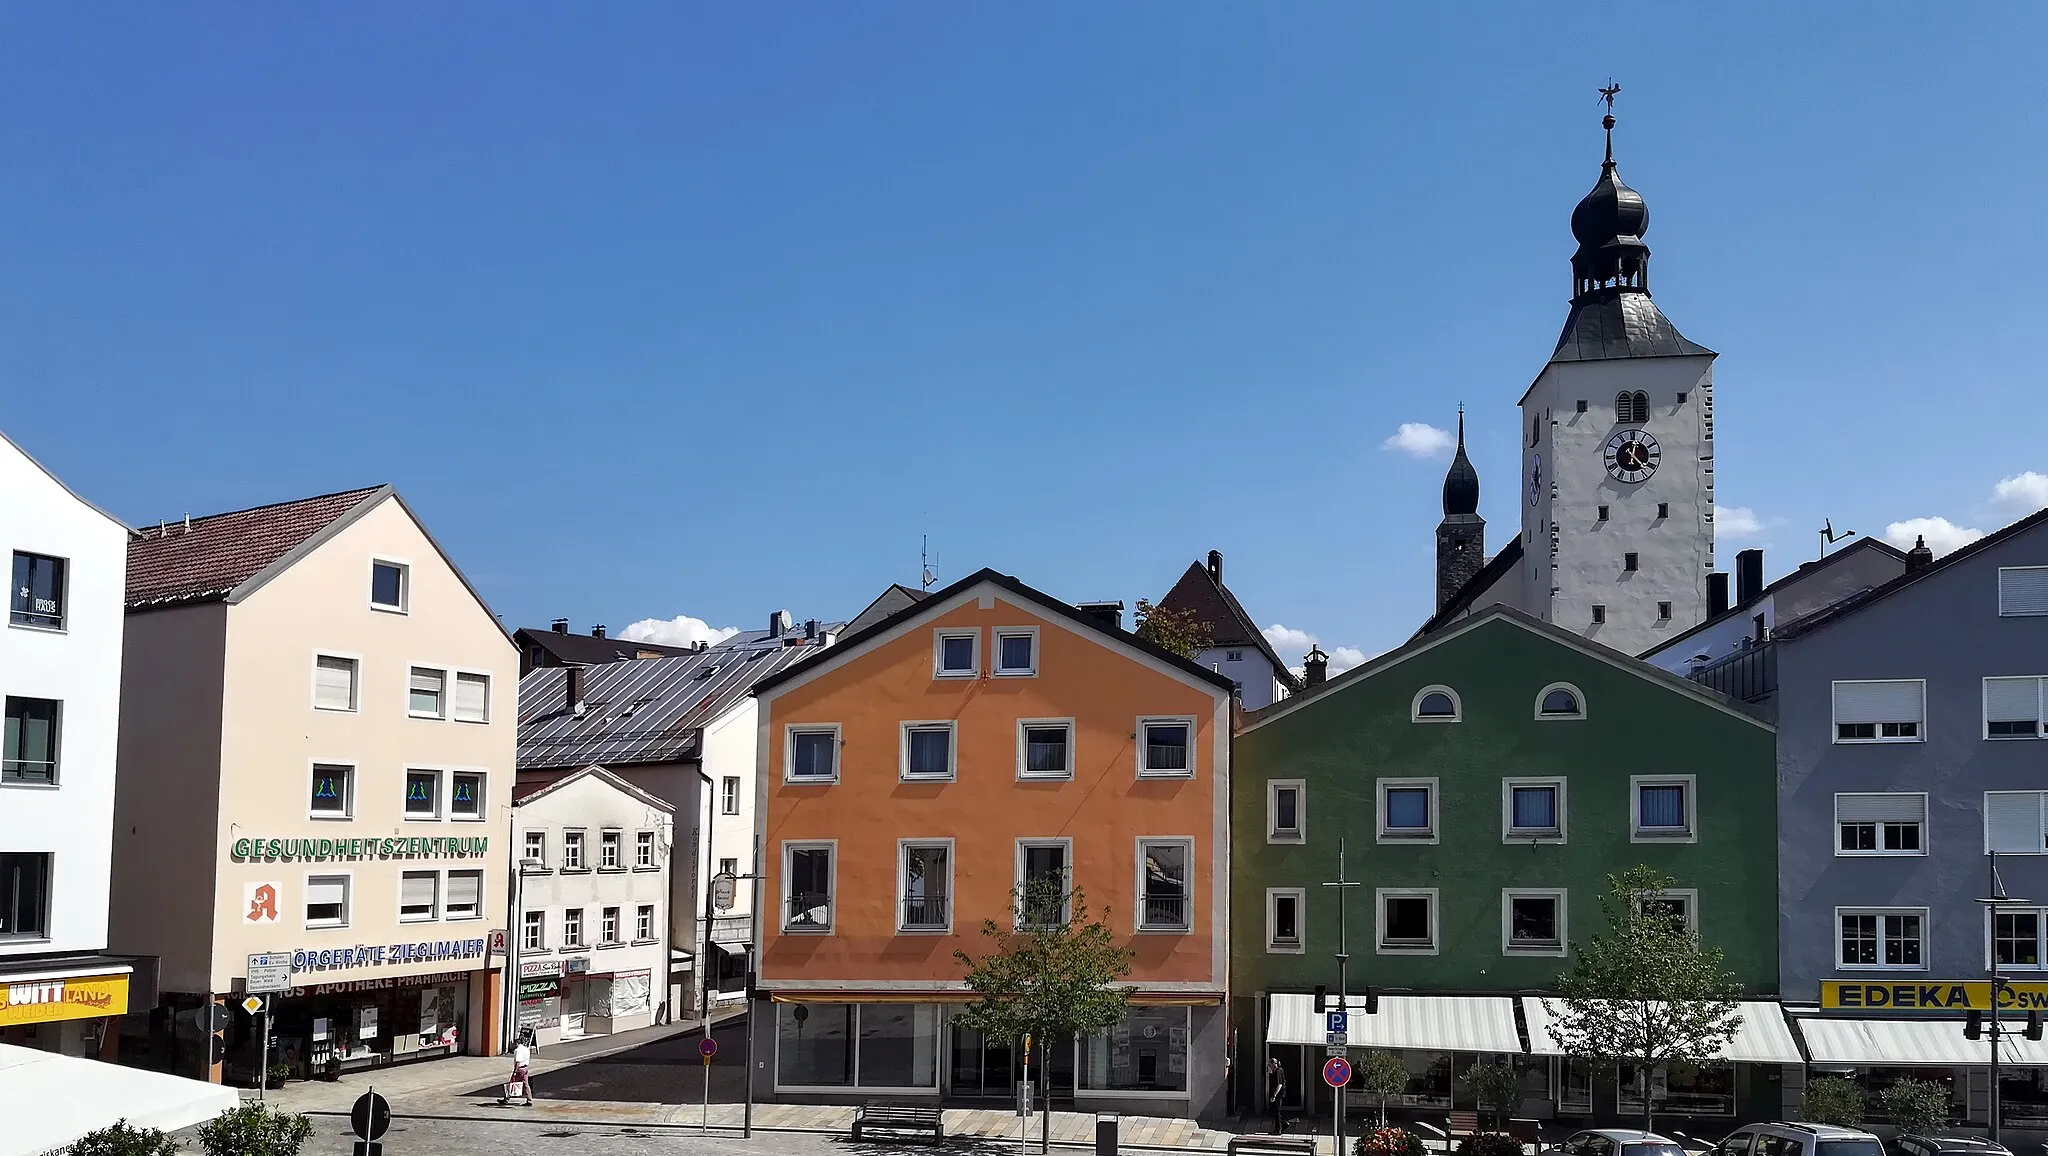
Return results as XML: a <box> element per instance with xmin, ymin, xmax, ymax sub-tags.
<box><xmin>1266</xmin><ymin>1056</ymin><xmax>1288</xmax><ymax>1134</ymax></box>
<box><xmin>508</xmin><ymin>1032</ymin><xmax>535</xmax><ymax>1106</ymax></box>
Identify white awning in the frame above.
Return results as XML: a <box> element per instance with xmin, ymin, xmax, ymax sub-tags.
<box><xmin>1523</xmin><ymin>999</ymin><xmax>1803</xmax><ymax>1065</ymax></box>
<box><xmin>1267</xmin><ymin>993</ymin><xmax>1521</xmax><ymax>1054</ymax></box>
<box><xmin>1796</xmin><ymin>1016</ymin><xmax>2021</xmax><ymax>1066</ymax></box>
<box><xmin>0</xmin><ymin>1043</ymin><xmax>239</xmax><ymax>1156</ymax></box>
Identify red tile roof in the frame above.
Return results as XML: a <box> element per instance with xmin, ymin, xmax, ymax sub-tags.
<box><xmin>126</xmin><ymin>486</ymin><xmax>386</xmax><ymax>608</ymax></box>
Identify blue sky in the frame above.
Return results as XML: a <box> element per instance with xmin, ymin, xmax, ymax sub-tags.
<box><xmin>5</xmin><ymin>4</ymin><xmax>2044</xmax><ymax>664</ymax></box>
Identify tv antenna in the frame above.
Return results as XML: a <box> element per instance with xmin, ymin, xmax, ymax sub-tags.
<box><xmin>1819</xmin><ymin>518</ymin><xmax>1857</xmax><ymax>558</ymax></box>
<box><xmin>920</xmin><ymin>534</ymin><xmax>937</xmax><ymax>591</ymax></box>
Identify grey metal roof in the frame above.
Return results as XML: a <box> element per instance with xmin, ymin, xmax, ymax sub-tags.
<box><xmin>1550</xmin><ymin>290</ymin><xmax>1713</xmax><ymax>363</ymax></box>
<box><xmin>518</xmin><ymin>632</ymin><xmax>828</xmax><ymax>770</ymax></box>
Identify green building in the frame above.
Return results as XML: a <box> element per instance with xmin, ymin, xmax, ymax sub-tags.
<box><xmin>1232</xmin><ymin>607</ymin><xmax>1786</xmax><ymax>1126</ymax></box>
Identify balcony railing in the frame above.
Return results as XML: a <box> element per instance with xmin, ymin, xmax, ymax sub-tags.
<box><xmin>901</xmin><ymin>893</ymin><xmax>949</xmax><ymax>929</ymax></box>
<box><xmin>1140</xmin><ymin>894</ymin><xmax>1189</xmax><ymax>931</ymax></box>
<box><xmin>0</xmin><ymin>760</ymin><xmax>55</xmax><ymax>785</ymax></box>
<box><xmin>784</xmin><ymin>891</ymin><xmax>833</xmax><ymax>930</ymax></box>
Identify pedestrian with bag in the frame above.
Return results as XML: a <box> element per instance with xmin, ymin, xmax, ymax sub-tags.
<box><xmin>505</xmin><ymin>1030</ymin><xmax>535</xmax><ymax>1106</ymax></box>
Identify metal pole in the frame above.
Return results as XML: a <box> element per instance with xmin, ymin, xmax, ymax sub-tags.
<box><xmin>505</xmin><ymin>810</ymin><xmax>522</xmax><ymax>1053</ymax></box>
<box><xmin>704</xmin><ymin>1053</ymin><xmax>712</xmax><ymax>1131</ymax></box>
<box><xmin>745</xmin><ymin>869</ymin><xmax>761</xmax><ymax>1138</ymax></box>
<box><xmin>258</xmin><ymin>997</ymin><xmax>269</xmax><ymax>1102</ymax></box>
<box><xmin>699</xmin><ymin>771</ymin><xmax>716</xmax><ymax>1037</ymax></box>
<box><xmin>1991</xmin><ymin>851</ymin><xmax>2002</xmax><ymax>1143</ymax></box>
<box><xmin>1322</xmin><ymin>839</ymin><xmax>1360</xmax><ymax>1156</ymax></box>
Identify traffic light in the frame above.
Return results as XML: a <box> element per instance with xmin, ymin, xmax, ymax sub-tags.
<box><xmin>1965</xmin><ymin>1010</ymin><xmax>1984</xmax><ymax>1040</ymax></box>
<box><xmin>2027</xmin><ymin>1011</ymin><xmax>2043</xmax><ymax>1042</ymax></box>
<box><xmin>1313</xmin><ymin>985</ymin><xmax>1328</xmax><ymax>1013</ymax></box>
<box><xmin>1363</xmin><ymin>988</ymin><xmax>1380</xmax><ymax>1015</ymax></box>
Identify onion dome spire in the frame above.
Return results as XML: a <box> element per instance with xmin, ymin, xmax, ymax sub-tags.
<box><xmin>1441</xmin><ymin>406</ymin><xmax>1480</xmax><ymax>517</ymax></box>
<box><xmin>1569</xmin><ymin>86</ymin><xmax>1652</xmax><ymax>303</ymax></box>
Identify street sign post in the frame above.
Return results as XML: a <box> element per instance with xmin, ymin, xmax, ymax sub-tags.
<box><xmin>246</xmin><ymin>953</ymin><xmax>292</xmax><ymax>994</ymax></box>
<box><xmin>1322</xmin><ymin>1056</ymin><xmax>1352</xmax><ymax>1089</ymax></box>
<box><xmin>350</xmin><ymin>1090</ymin><xmax>391</xmax><ymax>1146</ymax></box>
<box><xmin>242</xmin><ymin>996</ymin><xmax>264</xmax><ymax>1015</ymax></box>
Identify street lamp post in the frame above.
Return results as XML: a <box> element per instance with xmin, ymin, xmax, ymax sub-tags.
<box><xmin>1978</xmin><ymin>850</ymin><xmax>2029</xmax><ymax>1142</ymax></box>
<box><xmin>1321</xmin><ymin>839</ymin><xmax>1361</xmax><ymax>1155</ymax></box>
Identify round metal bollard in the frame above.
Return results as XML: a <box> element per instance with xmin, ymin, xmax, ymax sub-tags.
<box><xmin>1095</xmin><ymin>1112</ymin><xmax>1118</xmax><ymax>1156</ymax></box>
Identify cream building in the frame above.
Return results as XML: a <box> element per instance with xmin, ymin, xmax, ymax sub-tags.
<box><xmin>110</xmin><ymin>485</ymin><xmax>515</xmax><ymax>1082</ymax></box>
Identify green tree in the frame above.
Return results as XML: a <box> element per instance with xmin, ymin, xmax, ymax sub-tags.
<box><xmin>1356</xmin><ymin>1050</ymin><xmax>1412</xmax><ymax>1126</ymax></box>
<box><xmin>1541</xmin><ymin>865</ymin><xmax>1741</xmax><ymax>1134</ymax></box>
<box><xmin>194</xmin><ymin>1103</ymin><xmax>313</xmax><ymax>1156</ymax></box>
<box><xmin>954</xmin><ymin>876</ymin><xmax>1135</xmax><ymax>1152</ymax></box>
<box><xmin>1133</xmin><ymin>599</ymin><xmax>1211</xmax><ymax>661</ymax></box>
<box><xmin>69</xmin><ymin>1120</ymin><xmax>183</xmax><ymax>1156</ymax></box>
<box><xmin>1877</xmin><ymin>1078</ymin><xmax>1948</xmax><ymax>1135</ymax></box>
<box><xmin>1804</xmin><ymin>1076</ymin><xmax>1867</xmax><ymax>1127</ymax></box>
<box><xmin>1461</xmin><ymin>1058</ymin><xmax>1522</xmax><ymax>1130</ymax></box>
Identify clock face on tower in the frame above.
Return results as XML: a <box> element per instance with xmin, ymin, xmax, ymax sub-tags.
<box><xmin>1528</xmin><ymin>454</ymin><xmax>1544</xmax><ymax>506</ymax></box>
<box><xmin>1604</xmin><ymin>429</ymin><xmax>1661</xmax><ymax>484</ymax></box>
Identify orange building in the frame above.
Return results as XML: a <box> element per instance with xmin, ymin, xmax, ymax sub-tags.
<box><xmin>747</xmin><ymin>569</ymin><xmax>1236</xmax><ymax>1119</ymax></box>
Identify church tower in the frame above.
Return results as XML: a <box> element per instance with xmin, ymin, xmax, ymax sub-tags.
<box><xmin>1436</xmin><ymin>408</ymin><xmax>1485</xmax><ymax>611</ymax></box>
<box><xmin>1518</xmin><ymin>98</ymin><xmax>1717</xmax><ymax>656</ymax></box>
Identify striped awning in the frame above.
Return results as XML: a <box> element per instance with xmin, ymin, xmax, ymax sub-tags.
<box><xmin>1797</xmin><ymin>1015</ymin><xmax>2021</xmax><ymax>1066</ymax></box>
<box><xmin>1523</xmin><ymin>999</ymin><xmax>1802</xmax><ymax>1064</ymax></box>
<box><xmin>1266</xmin><ymin>993</ymin><xmax>1521</xmax><ymax>1054</ymax></box>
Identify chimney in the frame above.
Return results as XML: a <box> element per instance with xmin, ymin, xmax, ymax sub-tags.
<box><xmin>566</xmin><ymin>666</ymin><xmax>586</xmax><ymax>716</ymax></box>
<box><xmin>1906</xmin><ymin>534</ymin><xmax>1934</xmax><ymax>572</ymax></box>
<box><xmin>591</xmin><ymin>624</ymin><xmax>606</xmax><ymax>639</ymax></box>
<box><xmin>1304</xmin><ymin>646</ymin><xmax>1329</xmax><ymax>688</ymax></box>
<box><xmin>1708</xmin><ymin>573</ymin><xmax>1730</xmax><ymax>616</ymax></box>
<box><xmin>1207</xmin><ymin>550</ymin><xmax>1223</xmax><ymax>581</ymax></box>
<box><xmin>1076</xmin><ymin>601</ymin><xmax>1125</xmax><ymax>632</ymax></box>
<box><xmin>768</xmin><ymin>610</ymin><xmax>791</xmax><ymax>639</ymax></box>
<box><xmin>550</xmin><ymin>618</ymin><xmax>569</xmax><ymax>634</ymax></box>
<box><xmin>696</xmin><ymin>640</ymin><xmax>710</xmax><ymax>652</ymax></box>
<box><xmin>804</xmin><ymin>618</ymin><xmax>819</xmax><ymax>641</ymax></box>
<box><xmin>1735</xmin><ymin>549</ymin><xmax>1765</xmax><ymax>605</ymax></box>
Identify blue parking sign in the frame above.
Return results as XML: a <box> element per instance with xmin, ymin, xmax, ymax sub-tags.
<box><xmin>1326</xmin><ymin>1010</ymin><xmax>1348</xmax><ymax>1035</ymax></box>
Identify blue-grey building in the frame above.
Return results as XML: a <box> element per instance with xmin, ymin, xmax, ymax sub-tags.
<box><xmin>1767</xmin><ymin>508</ymin><xmax>2048</xmax><ymax>1125</ymax></box>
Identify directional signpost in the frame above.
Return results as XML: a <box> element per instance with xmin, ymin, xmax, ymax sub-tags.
<box><xmin>246</xmin><ymin>953</ymin><xmax>292</xmax><ymax>1101</ymax></box>
<box><xmin>350</xmin><ymin>1090</ymin><xmax>391</xmax><ymax>1156</ymax></box>
<box><xmin>1323</xmin><ymin>1056</ymin><xmax>1352</xmax><ymax>1089</ymax></box>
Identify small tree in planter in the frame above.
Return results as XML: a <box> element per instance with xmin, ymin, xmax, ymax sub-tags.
<box><xmin>1357</xmin><ymin>1126</ymin><xmax>1428</xmax><ymax>1156</ymax></box>
<box><xmin>1877</xmin><ymin>1078</ymin><xmax>1950</xmax><ymax>1136</ymax></box>
<box><xmin>1803</xmin><ymin>1076</ymin><xmax>1867</xmax><ymax>1128</ymax></box>
<box><xmin>1457</xmin><ymin>1135</ymin><xmax>1526</xmax><ymax>1156</ymax></box>
<box><xmin>194</xmin><ymin>1103</ymin><xmax>313</xmax><ymax>1156</ymax></box>
<box><xmin>1356</xmin><ymin>1051</ymin><xmax>1412</xmax><ymax>1127</ymax></box>
<box><xmin>1462</xmin><ymin>1059</ymin><xmax>1522</xmax><ymax>1130</ymax></box>
<box><xmin>69</xmin><ymin>1120</ymin><xmax>183</xmax><ymax>1156</ymax></box>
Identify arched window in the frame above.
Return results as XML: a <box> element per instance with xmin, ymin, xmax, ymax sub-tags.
<box><xmin>1412</xmin><ymin>686</ymin><xmax>1461</xmax><ymax>723</ymax></box>
<box><xmin>1614</xmin><ymin>391</ymin><xmax>1631</xmax><ymax>420</ymax></box>
<box><xmin>1536</xmin><ymin>683</ymin><xmax>1586</xmax><ymax>720</ymax></box>
<box><xmin>1631</xmin><ymin>391</ymin><xmax>1650</xmax><ymax>423</ymax></box>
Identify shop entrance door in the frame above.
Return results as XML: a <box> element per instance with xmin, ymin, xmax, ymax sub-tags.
<box><xmin>947</xmin><ymin>1022</ymin><xmax>1012</xmax><ymax>1098</ymax></box>
<box><xmin>560</xmin><ymin>980</ymin><xmax>588</xmax><ymax>1038</ymax></box>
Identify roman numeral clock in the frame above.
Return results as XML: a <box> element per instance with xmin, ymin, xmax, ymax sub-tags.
<box><xmin>1603</xmin><ymin>429</ymin><xmax>1660</xmax><ymax>484</ymax></box>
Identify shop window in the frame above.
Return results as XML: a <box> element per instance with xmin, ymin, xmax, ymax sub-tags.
<box><xmin>1079</xmin><ymin>1007</ymin><xmax>1189</xmax><ymax>1093</ymax></box>
<box><xmin>445</xmin><ymin>871</ymin><xmax>483</xmax><ymax>921</ymax></box>
<box><xmin>600</xmin><ymin>830</ymin><xmax>622</xmax><ymax>870</ymax></box>
<box><xmin>399</xmin><ymin>871</ymin><xmax>439</xmax><ymax>922</ymax></box>
<box><xmin>856</xmin><ymin>1004</ymin><xmax>940</xmax><ymax>1088</ymax></box>
<box><xmin>776</xmin><ymin>1002</ymin><xmax>856</xmax><ymax>1087</ymax></box>
<box><xmin>1618</xmin><ymin>1061</ymin><xmax>1736</xmax><ymax>1117</ymax></box>
<box><xmin>306</xmin><ymin>875</ymin><xmax>350</xmax><ymax>928</ymax></box>
<box><xmin>404</xmin><ymin>770</ymin><xmax>442</xmax><ymax>820</ymax></box>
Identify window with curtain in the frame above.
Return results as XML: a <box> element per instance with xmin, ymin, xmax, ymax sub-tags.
<box><xmin>1637</xmin><ymin>783</ymin><xmax>1690</xmax><ymax>833</ymax></box>
<box><xmin>1510</xmin><ymin>784</ymin><xmax>1560</xmax><ymax>834</ymax></box>
<box><xmin>903</xmin><ymin>725</ymin><xmax>954</xmax><ymax>780</ymax></box>
<box><xmin>314</xmin><ymin>655</ymin><xmax>358</xmax><ymax>712</ymax></box>
<box><xmin>789</xmin><ymin>729</ymin><xmax>838</xmax><ymax>780</ymax></box>
<box><xmin>1383</xmin><ymin>784</ymin><xmax>1433</xmax><ymax>835</ymax></box>
<box><xmin>1021</xmin><ymin>723</ymin><xmax>1071</xmax><ymax>779</ymax></box>
<box><xmin>1139</xmin><ymin>720</ymin><xmax>1192</xmax><ymax>776</ymax></box>
<box><xmin>452</xmin><ymin>672</ymin><xmax>489</xmax><ymax>722</ymax></box>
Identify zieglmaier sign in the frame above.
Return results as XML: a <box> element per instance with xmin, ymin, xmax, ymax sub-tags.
<box><xmin>1821</xmin><ymin>980</ymin><xmax>2048</xmax><ymax>1011</ymax></box>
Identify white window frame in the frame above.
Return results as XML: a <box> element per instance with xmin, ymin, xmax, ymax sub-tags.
<box><xmin>1016</xmin><ymin>718</ymin><xmax>1075</xmax><ymax>781</ymax></box>
<box><xmin>1534</xmin><ymin>682</ymin><xmax>1587</xmax><ymax>720</ymax></box>
<box><xmin>1502</xmin><ymin>777</ymin><xmax>1567</xmax><ymax>843</ymax></box>
<box><xmin>896</xmin><ymin>837</ymin><xmax>955</xmax><ymax>934</ymax></box>
<box><xmin>444</xmin><ymin>869</ymin><xmax>484</xmax><ymax>921</ymax></box>
<box><xmin>1375</xmin><ymin>887</ymin><xmax>1439</xmax><ymax>956</ymax></box>
<box><xmin>1984</xmin><ymin>791</ymin><xmax>2048</xmax><ymax>855</ymax></box>
<box><xmin>1987</xmin><ymin>905</ymin><xmax>2048</xmax><ymax>971</ymax></box>
<box><xmin>635</xmin><ymin>830</ymin><xmax>657</xmax><ymax>869</ymax></box>
<box><xmin>1835</xmin><ymin>906</ymin><xmax>1929</xmax><ymax>972</ymax></box>
<box><xmin>1831</xmin><ymin>679</ymin><xmax>1927</xmax><ymax>744</ymax></box>
<box><xmin>451</xmin><ymin>669</ymin><xmax>492</xmax><ymax>724</ymax></box>
<box><xmin>403</xmin><ymin>768</ymin><xmax>444</xmax><ymax>821</ymax></box>
<box><xmin>308</xmin><ymin>761</ymin><xmax>355</xmax><ymax>820</ymax></box>
<box><xmin>933</xmin><ymin>628</ymin><xmax>980</xmax><ymax>679</ymax></box>
<box><xmin>448</xmin><ymin>770</ymin><xmax>487</xmax><ymax>822</ymax></box>
<box><xmin>562</xmin><ymin>829</ymin><xmax>587</xmax><ymax>871</ymax></box>
<box><xmin>407</xmin><ymin>664</ymin><xmax>448</xmax><ymax>720</ymax></box>
<box><xmin>1641</xmin><ymin>888</ymin><xmax>1699</xmax><ymax>935</ymax></box>
<box><xmin>1411</xmin><ymin>685</ymin><xmax>1462</xmax><ymax>723</ymax></box>
<box><xmin>1266</xmin><ymin>887</ymin><xmax>1306</xmax><ymax>954</ymax></box>
<box><xmin>600</xmin><ymin>828</ymin><xmax>623</xmax><ymax>870</ymax></box>
<box><xmin>1834</xmin><ymin>792</ymin><xmax>1929</xmax><ymax>857</ymax></box>
<box><xmin>562</xmin><ymin>907</ymin><xmax>586</xmax><ymax>949</ymax></box>
<box><xmin>369</xmin><ymin>557</ymin><xmax>410</xmax><ymax>614</ymax></box>
<box><xmin>1984</xmin><ymin>676</ymin><xmax>2048</xmax><ymax>741</ymax></box>
<box><xmin>1134</xmin><ymin>837</ymin><xmax>1195</xmax><ymax>934</ymax></box>
<box><xmin>1501</xmin><ymin>888</ymin><xmax>1568</xmax><ymax>957</ymax></box>
<box><xmin>397</xmin><ymin>869</ymin><xmax>440</xmax><ymax>923</ymax></box>
<box><xmin>1135</xmin><ymin>716</ymin><xmax>1197</xmax><ymax>779</ymax></box>
<box><xmin>1377</xmin><ymin>777</ymin><xmax>1439</xmax><ymax>844</ymax></box>
<box><xmin>899</xmin><ymin>720</ymin><xmax>958</xmax><ymax>782</ymax></box>
<box><xmin>784</xmin><ymin>724</ymin><xmax>841</xmax><ymax>784</ymax></box>
<box><xmin>721</xmin><ymin>775</ymin><xmax>741</xmax><ymax>814</ymax></box>
<box><xmin>1630</xmin><ymin>774</ymin><xmax>1698</xmax><ymax>843</ymax></box>
<box><xmin>2000</xmin><ymin>566</ymin><xmax>2048</xmax><ymax>617</ymax></box>
<box><xmin>312</xmin><ymin>652</ymin><xmax>361</xmax><ymax>713</ymax></box>
<box><xmin>993</xmin><ymin>626</ymin><xmax>1040</xmax><ymax>677</ymax></box>
<box><xmin>782</xmin><ymin>840</ymin><xmax>837</xmax><ymax>933</ymax></box>
<box><xmin>1268</xmin><ymin>779</ymin><xmax>1306</xmax><ymax>844</ymax></box>
<box><xmin>1014</xmin><ymin>837</ymin><xmax>1075</xmax><ymax>929</ymax></box>
<box><xmin>522</xmin><ymin>829</ymin><xmax>548</xmax><ymax>871</ymax></box>
<box><xmin>636</xmin><ymin>904</ymin><xmax>656</xmax><ymax>942</ymax></box>
<box><xmin>522</xmin><ymin>909</ymin><xmax>546</xmax><ymax>952</ymax></box>
<box><xmin>304</xmin><ymin>872</ymin><xmax>352</xmax><ymax>930</ymax></box>
<box><xmin>602</xmin><ymin>906</ymin><xmax>621</xmax><ymax>945</ymax></box>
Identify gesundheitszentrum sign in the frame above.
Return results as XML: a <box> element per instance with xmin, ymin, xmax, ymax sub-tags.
<box><xmin>231</xmin><ymin>836</ymin><xmax>488</xmax><ymax>862</ymax></box>
<box><xmin>1821</xmin><ymin>981</ymin><xmax>2048</xmax><ymax>1011</ymax></box>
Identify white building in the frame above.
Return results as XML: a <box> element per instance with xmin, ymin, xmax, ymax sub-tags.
<box><xmin>1150</xmin><ymin>551</ymin><xmax>1301</xmax><ymax>709</ymax></box>
<box><xmin>510</xmin><ymin>766</ymin><xmax>672</xmax><ymax>1045</ymax></box>
<box><xmin>0</xmin><ymin>428</ymin><xmax>132</xmax><ymax>1059</ymax></box>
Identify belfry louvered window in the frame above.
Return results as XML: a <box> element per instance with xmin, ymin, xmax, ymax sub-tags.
<box><xmin>1614</xmin><ymin>391</ymin><xmax>1651</xmax><ymax>424</ymax></box>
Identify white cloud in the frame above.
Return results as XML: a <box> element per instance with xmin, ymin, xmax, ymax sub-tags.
<box><xmin>1714</xmin><ymin>505</ymin><xmax>1766</xmax><ymax>539</ymax></box>
<box><xmin>618</xmin><ymin>614</ymin><xmax>741</xmax><ymax>648</ymax></box>
<box><xmin>1381</xmin><ymin>422</ymin><xmax>1454</xmax><ymax>459</ymax></box>
<box><xmin>1882</xmin><ymin>516</ymin><xmax>1983</xmax><ymax>557</ymax></box>
<box><xmin>1325</xmin><ymin>646</ymin><xmax>1368</xmax><ymax>674</ymax></box>
<box><xmin>1265</xmin><ymin>624</ymin><xmax>1373</xmax><ymax>677</ymax></box>
<box><xmin>1993</xmin><ymin>471</ymin><xmax>2048</xmax><ymax>515</ymax></box>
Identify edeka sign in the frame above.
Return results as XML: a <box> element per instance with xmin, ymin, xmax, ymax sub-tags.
<box><xmin>292</xmin><ymin>938</ymin><xmax>488</xmax><ymax>974</ymax></box>
<box><xmin>231</xmin><ymin>836</ymin><xmax>489</xmax><ymax>863</ymax></box>
<box><xmin>1822</xmin><ymin>980</ymin><xmax>2048</xmax><ymax>1011</ymax></box>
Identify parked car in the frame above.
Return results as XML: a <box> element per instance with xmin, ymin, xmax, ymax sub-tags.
<box><xmin>1893</xmin><ymin>1136</ymin><xmax>2013</xmax><ymax>1156</ymax></box>
<box><xmin>1712</xmin><ymin>1123</ymin><xmax>1885</xmax><ymax>1156</ymax></box>
<box><xmin>1544</xmin><ymin>1129</ymin><xmax>1687</xmax><ymax>1156</ymax></box>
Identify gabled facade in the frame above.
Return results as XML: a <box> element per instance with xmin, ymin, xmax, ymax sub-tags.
<box><xmin>110</xmin><ymin>486</ymin><xmax>515</xmax><ymax>1082</ymax></box>
<box><xmin>1234</xmin><ymin>607</ymin><xmax>1782</xmax><ymax>1124</ymax></box>
<box><xmin>1153</xmin><ymin>550</ymin><xmax>1301</xmax><ymax>710</ymax></box>
<box><xmin>748</xmin><ymin>569</ymin><xmax>1235</xmax><ymax>1118</ymax></box>
<box><xmin>1640</xmin><ymin>541</ymin><xmax>1908</xmax><ymax>678</ymax></box>
<box><xmin>0</xmin><ymin>428</ymin><xmax>134</xmax><ymax>1060</ymax></box>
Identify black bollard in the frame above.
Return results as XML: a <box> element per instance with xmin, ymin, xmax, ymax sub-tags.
<box><xmin>1095</xmin><ymin>1113</ymin><xmax>1118</xmax><ymax>1156</ymax></box>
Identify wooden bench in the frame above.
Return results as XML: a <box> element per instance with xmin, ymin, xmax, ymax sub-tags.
<box><xmin>1227</xmin><ymin>1136</ymin><xmax>1318</xmax><ymax>1156</ymax></box>
<box><xmin>851</xmin><ymin>1102</ymin><xmax>945</xmax><ymax>1145</ymax></box>
<box><xmin>1447</xmin><ymin>1111</ymin><xmax>1482</xmax><ymax>1141</ymax></box>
